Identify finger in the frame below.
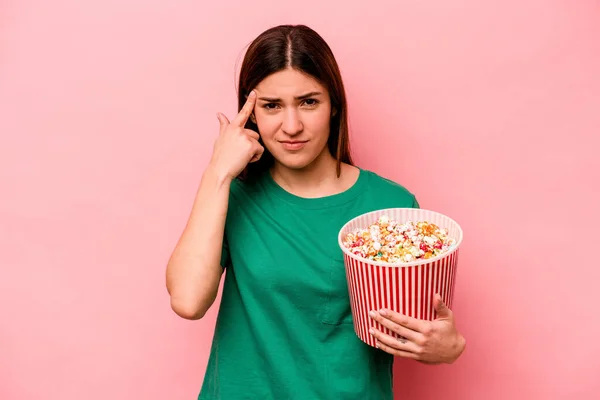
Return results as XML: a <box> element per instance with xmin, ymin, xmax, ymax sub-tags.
<box><xmin>377</xmin><ymin>308</ymin><xmax>429</xmax><ymax>334</ymax></box>
<box><xmin>243</xmin><ymin>129</ymin><xmax>260</xmax><ymax>141</ymax></box>
<box><xmin>232</xmin><ymin>90</ymin><xmax>257</xmax><ymax>127</ymax></box>
<box><xmin>249</xmin><ymin>143</ymin><xmax>264</xmax><ymax>163</ymax></box>
<box><xmin>369</xmin><ymin>327</ymin><xmax>419</xmax><ymax>354</ymax></box>
<box><xmin>374</xmin><ymin>340</ymin><xmax>418</xmax><ymax>359</ymax></box>
<box><xmin>434</xmin><ymin>294</ymin><xmax>452</xmax><ymax>319</ymax></box>
<box><xmin>369</xmin><ymin>310</ymin><xmax>419</xmax><ymax>341</ymax></box>
<box><xmin>216</xmin><ymin>112</ymin><xmax>230</xmax><ymax>132</ymax></box>
<box><xmin>369</xmin><ymin>310</ymin><xmax>420</xmax><ymax>340</ymax></box>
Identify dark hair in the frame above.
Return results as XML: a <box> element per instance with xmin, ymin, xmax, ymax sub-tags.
<box><xmin>237</xmin><ymin>24</ymin><xmax>353</xmax><ymax>181</ymax></box>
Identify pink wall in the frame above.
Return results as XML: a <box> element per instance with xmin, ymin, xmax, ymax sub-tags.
<box><xmin>1</xmin><ymin>1</ymin><xmax>598</xmax><ymax>399</ymax></box>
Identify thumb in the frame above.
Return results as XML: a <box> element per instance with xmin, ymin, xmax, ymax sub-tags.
<box><xmin>434</xmin><ymin>294</ymin><xmax>451</xmax><ymax>318</ymax></box>
<box><xmin>216</xmin><ymin>112</ymin><xmax>230</xmax><ymax>131</ymax></box>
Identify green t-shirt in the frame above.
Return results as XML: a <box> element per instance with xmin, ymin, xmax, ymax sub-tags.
<box><xmin>198</xmin><ymin>168</ymin><xmax>419</xmax><ymax>400</ymax></box>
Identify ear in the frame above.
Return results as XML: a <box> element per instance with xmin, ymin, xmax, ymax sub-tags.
<box><xmin>331</xmin><ymin>107</ymin><xmax>338</xmax><ymax>117</ymax></box>
<box><xmin>250</xmin><ymin>112</ymin><xmax>257</xmax><ymax>124</ymax></box>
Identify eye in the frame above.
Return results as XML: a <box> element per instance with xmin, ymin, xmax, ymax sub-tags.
<box><xmin>302</xmin><ymin>98</ymin><xmax>319</xmax><ymax>107</ymax></box>
<box><xmin>262</xmin><ymin>103</ymin><xmax>279</xmax><ymax>110</ymax></box>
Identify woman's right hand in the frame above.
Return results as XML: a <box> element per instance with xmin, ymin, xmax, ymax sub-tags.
<box><xmin>209</xmin><ymin>90</ymin><xmax>264</xmax><ymax>181</ymax></box>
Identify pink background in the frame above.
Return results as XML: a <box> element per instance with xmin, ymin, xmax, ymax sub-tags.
<box><xmin>1</xmin><ymin>1</ymin><xmax>599</xmax><ymax>399</ymax></box>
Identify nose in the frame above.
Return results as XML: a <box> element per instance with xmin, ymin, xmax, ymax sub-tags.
<box><xmin>281</xmin><ymin>108</ymin><xmax>303</xmax><ymax>136</ymax></box>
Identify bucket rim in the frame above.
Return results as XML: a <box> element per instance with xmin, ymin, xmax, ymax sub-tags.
<box><xmin>337</xmin><ymin>207</ymin><xmax>464</xmax><ymax>268</ymax></box>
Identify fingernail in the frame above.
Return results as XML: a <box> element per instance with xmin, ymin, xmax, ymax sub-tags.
<box><xmin>249</xmin><ymin>90</ymin><xmax>256</xmax><ymax>97</ymax></box>
<box><xmin>369</xmin><ymin>310</ymin><xmax>376</xmax><ymax>319</ymax></box>
<box><xmin>375</xmin><ymin>342</ymin><xmax>380</xmax><ymax>348</ymax></box>
<box><xmin>369</xmin><ymin>328</ymin><xmax>374</xmax><ymax>335</ymax></box>
<box><xmin>379</xmin><ymin>309</ymin><xmax>388</xmax><ymax>316</ymax></box>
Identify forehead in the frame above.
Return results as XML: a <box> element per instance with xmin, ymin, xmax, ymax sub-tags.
<box><xmin>254</xmin><ymin>68</ymin><xmax>327</xmax><ymax>97</ymax></box>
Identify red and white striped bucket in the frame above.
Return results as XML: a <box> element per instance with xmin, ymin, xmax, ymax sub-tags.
<box><xmin>338</xmin><ymin>208</ymin><xmax>463</xmax><ymax>348</ymax></box>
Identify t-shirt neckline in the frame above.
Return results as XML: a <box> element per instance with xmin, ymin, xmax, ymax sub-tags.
<box><xmin>261</xmin><ymin>167</ymin><xmax>369</xmax><ymax>209</ymax></box>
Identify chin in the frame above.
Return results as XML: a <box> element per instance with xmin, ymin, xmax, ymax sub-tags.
<box><xmin>277</xmin><ymin>160</ymin><xmax>313</xmax><ymax>170</ymax></box>
<box><xmin>273</xmin><ymin>154</ymin><xmax>317</xmax><ymax>171</ymax></box>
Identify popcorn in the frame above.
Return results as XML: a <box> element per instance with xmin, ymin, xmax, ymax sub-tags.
<box><xmin>342</xmin><ymin>215</ymin><xmax>456</xmax><ymax>263</ymax></box>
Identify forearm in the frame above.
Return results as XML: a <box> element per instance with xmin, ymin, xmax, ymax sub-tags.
<box><xmin>166</xmin><ymin>166</ymin><xmax>231</xmax><ymax>319</ymax></box>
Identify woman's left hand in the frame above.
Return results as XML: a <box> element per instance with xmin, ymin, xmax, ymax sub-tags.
<box><xmin>368</xmin><ymin>294</ymin><xmax>466</xmax><ymax>365</ymax></box>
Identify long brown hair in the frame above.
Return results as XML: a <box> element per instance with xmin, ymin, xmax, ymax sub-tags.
<box><xmin>237</xmin><ymin>24</ymin><xmax>353</xmax><ymax>181</ymax></box>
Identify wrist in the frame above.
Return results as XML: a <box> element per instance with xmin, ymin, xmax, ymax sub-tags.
<box><xmin>204</xmin><ymin>164</ymin><xmax>233</xmax><ymax>189</ymax></box>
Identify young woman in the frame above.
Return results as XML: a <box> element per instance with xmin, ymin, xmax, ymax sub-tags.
<box><xmin>166</xmin><ymin>24</ymin><xmax>466</xmax><ymax>400</ymax></box>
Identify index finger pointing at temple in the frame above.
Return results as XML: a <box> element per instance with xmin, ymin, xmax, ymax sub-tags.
<box><xmin>232</xmin><ymin>90</ymin><xmax>257</xmax><ymax>127</ymax></box>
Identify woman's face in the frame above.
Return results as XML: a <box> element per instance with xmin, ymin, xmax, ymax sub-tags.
<box><xmin>253</xmin><ymin>68</ymin><xmax>333</xmax><ymax>170</ymax></box>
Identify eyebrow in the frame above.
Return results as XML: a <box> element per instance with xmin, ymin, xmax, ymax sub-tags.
<box><xmin>257</xmin><ymin>91</ymin><xmax>323</xmax><ymax>102</ymax></box>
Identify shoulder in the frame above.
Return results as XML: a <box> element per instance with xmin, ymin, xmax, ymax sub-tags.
<box><xmin>360</xmin><ymin>168</ymin><xmax>420</xmax><ymax>208</ymax></box>
<box><xmin>229</xmin><ymin>173</ymin><xmax>266</xmax><ymax>202</ymax></box>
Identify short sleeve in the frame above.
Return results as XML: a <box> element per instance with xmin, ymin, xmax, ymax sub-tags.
<box><xmin>412</xmin><ymin>195</ymin><xmax>420</xmax><ymax>209</ymax></box>
<box><xmin>220</xmin><ymin>179</ymin><xmax>236</xmax><ymax>269</ymax></box>
<box><xmin>220</xmin><ymin>235</ymin><xmax>230</xmax><ymax>269</ymax></box>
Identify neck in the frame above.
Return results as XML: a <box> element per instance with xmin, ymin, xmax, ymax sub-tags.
<box><xmin>270</xmin><ymin>151</ymin><xmax>342</xmax><ymax>198</ymax></box>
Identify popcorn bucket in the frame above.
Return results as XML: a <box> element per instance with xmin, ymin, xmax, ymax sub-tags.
<box><xmin>337</xmin><ymin>208</ymin><xmax>463</xmax><ymax>348</ymax></box>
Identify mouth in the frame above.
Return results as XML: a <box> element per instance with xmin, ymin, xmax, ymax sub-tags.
<box><xmin>279</xmin><ymin>140</ymin><xmax>308</xmax><ymax>150</ymax></box>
